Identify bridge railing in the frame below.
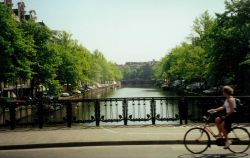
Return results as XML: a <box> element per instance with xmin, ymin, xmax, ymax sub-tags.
<box><xmin>69</xmin><ymin>97</ymin><xmax>181</xmax><ymax>127</ymax></box>
<box><xmin>0</xmin><ymin>96</ymin><xmax>249</xmax><ymax>129</ymax></box>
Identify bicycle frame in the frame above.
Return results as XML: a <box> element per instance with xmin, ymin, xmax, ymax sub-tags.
<box><xmin>199</xmin><ymin>113</ymin><xmax>240</xmax><ymax>142</ymax></box>
<box><xmin>184</xmin><ymin>111</ymin><xmax>250</xmax><ymax>154</ymax></box>
<box><xmin>203</xmin><ymin>124</ymin><xmax>217</xmax><ymax>138</ymax></box>
<box><xmin>195</xmin><ymin>114</ymin><xmax>217</xmax><ymax>140</ymax></box>
<box><xmin>195</xmin><ymin>122</ymin><xmax>215</xmax><ymax>146</ymax></box>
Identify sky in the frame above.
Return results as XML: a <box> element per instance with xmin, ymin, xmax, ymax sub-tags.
<box><xmin>12</xmin><ymin>0</ymin><xmax>225</xmax><ymax>64</ymax></box>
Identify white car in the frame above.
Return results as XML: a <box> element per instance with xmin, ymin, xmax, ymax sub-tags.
<box><xmin>61</xmin><ymin>92</ymin><xmax>70</xmax><ymax>97</ymax></box>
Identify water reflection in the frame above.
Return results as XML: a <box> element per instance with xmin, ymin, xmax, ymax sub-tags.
<box><xmin>106</xmin><ymin>87</ymin><xmax>176</xmax><ymax>98</ymax></box>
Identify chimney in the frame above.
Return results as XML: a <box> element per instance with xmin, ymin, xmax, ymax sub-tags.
<box><xmin>18</xmin><ymin>1</ymin><xmax>26</xmax><ymax>20</ymax></box>
<box><xmin>4</xmin><ymin>0</ymin><xmax>13</xmax><ymax>8</ymax></box>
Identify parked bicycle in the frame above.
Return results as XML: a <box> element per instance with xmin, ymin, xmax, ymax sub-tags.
<box><xmin>184</xmin><ymin>110</ymin><xmax>250</xmax><ymax>154</ymax></box>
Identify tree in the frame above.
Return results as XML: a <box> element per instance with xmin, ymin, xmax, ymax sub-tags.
<box><xmin>0</xmin><ymin>4</ymin><xmax>35</xmax><ymax>95</ymax></box>
<box><xmin>21</xmin><ymin>20</ymin><xmax>61</xmax><ymax>96</ymax></box>
<box><xmin>155</xmin><ymin>1</ymin><xmax>250</xmax><ymax>94</ymax></box>
<box><xmin>154</xmin><ymin>11</ymin><xmax>214</xmax><ymax>84</ymax></box>
<box><xmin>54</xmin><ymin>32</ymin><xmax>82</xmax><ymax>91</ymax></box>
<box><xmin>54</xmin><ymin>33</ymin><xmax>122</xmax><ymax>90</ymax></box>
<box><xmin>1</xmin><ymin>3</ymin><xmax>122</xmax><ymax>97</ymax></box>
<box><xmin>106</xmin><ymin>62</ymin><xmax>123</xmax><ymax>81</ymax></box>
<box><xmin>154</xmin><ymin>43</ymin><xmax>208</xmax><ymax>83</ymax></box>
<box><xmin>206</xmin><ymin>0</ymin><xmax>250</xmax><ymax>93</ymax></box>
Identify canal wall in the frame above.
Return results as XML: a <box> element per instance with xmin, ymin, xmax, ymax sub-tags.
<box><xmin>0</xmin><ymin>83</ymin><xmax>122</xmax><ymax>127</ymax></box>
<box><xmin>60</xmin><ymin>82</ymin><xmax>121</xmax><ymax>100</ymax></box>
<box><xmin>82</xmin><ymin>83</ymin><xmax>121</xmax><ymax>99</ymax></box>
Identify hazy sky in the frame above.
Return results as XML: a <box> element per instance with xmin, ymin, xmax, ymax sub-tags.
<box><xmin>13</xmin><ymin>0</ymin><xmax>225</xmax><ymax>64</ymax></box>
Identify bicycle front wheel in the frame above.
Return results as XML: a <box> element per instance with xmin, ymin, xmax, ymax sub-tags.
<box><xmin>184</xmin><ymin>127</ymin><xmax>210</xmax><ymax>154</ymax></box>
<box><xmin>228</xmin><ymin>127</ymin><xmax>250</xmax><ymax>153</ymax></box>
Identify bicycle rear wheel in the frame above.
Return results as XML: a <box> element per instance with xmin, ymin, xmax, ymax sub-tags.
<box><xmin>184</xmin><ymin>127</ymin><xmax>210</xmax><ymax>154</ymax></box>
<box><xmin>228</xmin><ymin>126</ymin><xmax>250</xmax><ymax>153</ymax></box>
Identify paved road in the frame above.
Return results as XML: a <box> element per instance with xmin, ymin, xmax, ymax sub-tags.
<box><xmin>0</xmin><ymin>145</ymin><xmax>249</xmax><ymax>158</ymax></box>
<box><xmin>0</xmin><ymin>125</ymin><xmax>198</xmax><ymax>146</ymax></box>
<box><xmin>0</xmin><ymin>125</ymin><xmax>249</xmax><ymax>150</ymax></box>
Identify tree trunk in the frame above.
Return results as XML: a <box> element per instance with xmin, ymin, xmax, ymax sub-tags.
<box><xmin>30</xmin><ymin>78</ymin><xmax>35</xmax><ymax>98</ymax></box>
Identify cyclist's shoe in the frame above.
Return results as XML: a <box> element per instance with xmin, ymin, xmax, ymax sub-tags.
<box><xmin>223</xmin><ymin>140</ymin><xmax>232</xmax><ymax>149</ymax></box>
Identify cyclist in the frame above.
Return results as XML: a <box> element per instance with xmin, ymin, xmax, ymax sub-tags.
<box><xmin>209</xmin><ymin>86</ymin><xmax>237</xmax><ymax>149</ymax></box>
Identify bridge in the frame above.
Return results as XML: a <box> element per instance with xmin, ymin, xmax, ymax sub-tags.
<box><xmin>0</xmin><ymin>96</ymin><xmax>250</xmax><ymax>129</ymax></box>
<box><xmin>121</xmin><ymin>80</ymin><xmax>157</xmax><ymax>87</ymax></box>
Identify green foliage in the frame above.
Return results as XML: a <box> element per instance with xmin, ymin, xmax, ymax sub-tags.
<box><xmin>54</xmin><ymin>33</ymin><xmax>122</xmax><ymax>90</ymax></box>
<box><xmin>54</xmin><ymin>32</ymin><xmax>81</xmax><ymax>89</ymax></box>
<box><xmin>121</xmin><ymin>66</ymin><xmax>135</xmax><ymax>80</ymax></box>
<box><xmin>89</xmin><ymin>50</ymin><xmax>122</xmax><ymax>82</ymax></box>
<box><xmin>121</xmin><ymin>63</ymin><xmax>154</xmax><ymax>80</ymax></box>
<box><xmin>21</xmin><ymin>20</ymin><xmax>61</xmax><ymax>95</ymax></box>
<box><xmin>155</xmin><ymin>0</ymin><xmax>250</xmax><ymax>94</ymax></box>
<box><xmin>154</xmin><ymin>11</ymin><xmax>213</xmax><ymax>83</ymax></box>
<box><xmin>0</xmin><ymin>4</ymin><xmax>35</xmax><ymax>82</ymax></box>
<box><xmin>154</xmin><ymin>43</ymin><xmax>208</xmax><ymax>82</ymax></box>
<box><xmin>0</xmin><ymin>4</ymin><xmax>122</xmax><ymax>96</ymax></box>
<box><xmin>207</xmin><ymin>0</ymin><xmax>250</xmax><ymax>89</ymax></box>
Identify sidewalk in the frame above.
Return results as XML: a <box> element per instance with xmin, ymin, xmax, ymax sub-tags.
<box><xmin>0</xmin><ymin>124</ymin><xmax>249</xmax><ymax>150</ymax></box>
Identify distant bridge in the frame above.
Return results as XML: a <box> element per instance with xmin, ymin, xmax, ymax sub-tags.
<box><xmin>121</xmin><ymin>79</ymin><xmax>157</xmax><ymax>87</ymax></box>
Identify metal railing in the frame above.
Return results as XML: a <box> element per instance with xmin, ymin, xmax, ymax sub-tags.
<box><xmin>0</xmin><ymin>96</ymin><xmax>249</xmax><ymax>129</ymax></box>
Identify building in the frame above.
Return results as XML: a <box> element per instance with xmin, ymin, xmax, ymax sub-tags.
<box><xmin>123</xmin><ymin>60</ymin><xmax>158</xmax><ymax>69</ymax></box>
<box><xmin>1</xmin><ymin>0</ymin><xmax>37</xmax><ymax>21</ymax></box>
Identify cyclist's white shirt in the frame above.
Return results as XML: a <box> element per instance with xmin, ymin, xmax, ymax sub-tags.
<box><xmin>224</xmin><ymin>98</ymin><xmax>236</xmax><ymax>113</ymax></box>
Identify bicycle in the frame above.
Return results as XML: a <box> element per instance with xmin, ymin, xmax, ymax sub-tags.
<box><xmin>184</xmin><ymin>110</ymin><xmax>250</xmax><ymax>154</ymax></box>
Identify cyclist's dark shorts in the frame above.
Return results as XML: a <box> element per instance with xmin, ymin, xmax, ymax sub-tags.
<box><xmin>223</xmin><ymin>112</ymin><xmax>237</xmax><ymax>133</ymax></box>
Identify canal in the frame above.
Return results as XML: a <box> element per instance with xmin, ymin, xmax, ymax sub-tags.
<box><xmin>106</xmin><ymin>87</ymin><xmax>176</xmax><ymax>98</ymax></box>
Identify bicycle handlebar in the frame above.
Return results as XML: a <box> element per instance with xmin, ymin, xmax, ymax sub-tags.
<box><xmin>207</xmin><ymin>109</ymin><xmax>216</xmax><ymax>114</ymax></box>
<box><xmin>202</xmin><ymin>110</ymin><xmax>217</xmax><ymax>123</ymax></box>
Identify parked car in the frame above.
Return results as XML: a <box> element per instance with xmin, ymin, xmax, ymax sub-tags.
<box><xmin>72</xmin><ymin>89</ymin><xmax>81</xmax><ymax>94</ymax></box>
<box><xmin>203</xmin><ymin>87</ymin><xmax>220</xmax><ymax>95</ymax></box>
<box><xmin>43</xmin><ymin>93</ymin><xmax>55</xmax><ymax>100</ymax></box>
<box><xmin>61</xmin><ymin>92</ymin><xmax>70</xmax><ymax>97</ymax></box>
<box><xmin>172</xmin><ymin>80</ymin><xmax>184</xmax><ymax>87</ymax></box>
<box><xmin>186</xmin><ymin>82</ymin><xmax>204</xmax><ymax>92</ymax></box>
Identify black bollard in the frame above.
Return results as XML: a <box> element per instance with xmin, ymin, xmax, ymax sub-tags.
<box><xmin>94</xmin><ymin>100</ymin><xmax>100</xmax><ymax>126</ymax></box>
<box><xmin>150</xmin><ymin>99</ymin><xmax>156</xmax><ymax>125</ymax></box>
<box><xmin>66</xmin><ymin>101</ymin><xmax>72</xmax><ymax>128</ymax></box>
<box><xmin>122</xmin><ymin>99</ymin><xmax>128</xmax><ymax>125</ymax></box>
<box><xmin>178</xmin><ymin>98</ymin><xmax>188</xmax><ymax>125</ymax></box>
<box><xmin>37</xmin><ymin>100</ymin><xmax>44</xmax><ymax>129</ymax></box>
<box><xmin>9</xmin><ymin>101</ymin><xmax>16</xmax><ymax>130</ymax></box>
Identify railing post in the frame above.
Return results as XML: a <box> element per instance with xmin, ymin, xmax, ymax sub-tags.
<box><xmin>37</xmin><ymin>99</ymin><xmax>44</xmax><ymax>129</ymax></box>
<box><xmin>122</xmin><ymin>99</ymin><xmax>128</xmax><ymax>125</ymax></box>
<box><xmin>95</xmin><ymin>100</ymin><xmax>100</xmax><ymax>126</ymax></box>
<box><xmin>178</xmin><ymin>97</ymin><xmax>188</xmax><ymax>125</ymax></box>
<box><xmin>150</xmin><ymin>98</ymin><xmax>156</xmax><ymax>125</ymax></box>
<box><xmin>66</xmin><ymin>101</ymin><xmax>72</xmax><ymax>128</ymax></box>
<box><xmin>9</xmin><ymin>101</ymin><xmax>16</xmax><ymax>130</ymax></box>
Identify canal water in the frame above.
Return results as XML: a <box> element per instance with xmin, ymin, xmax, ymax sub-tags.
<box><xmin>106</xmin><ymin>87</ymin><xmax>176</xmax><ymax>98</ymax></box>
<box><xmin>107</xmin><ymin>87</ymin><xmax>178</xmax><ymax>125</ymax></box>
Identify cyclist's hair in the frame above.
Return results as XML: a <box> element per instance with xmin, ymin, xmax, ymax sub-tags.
<box><xmin>223</xmin><ymin>86</ymin><xmax>234</xmax><ymax>95</ymax></box>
